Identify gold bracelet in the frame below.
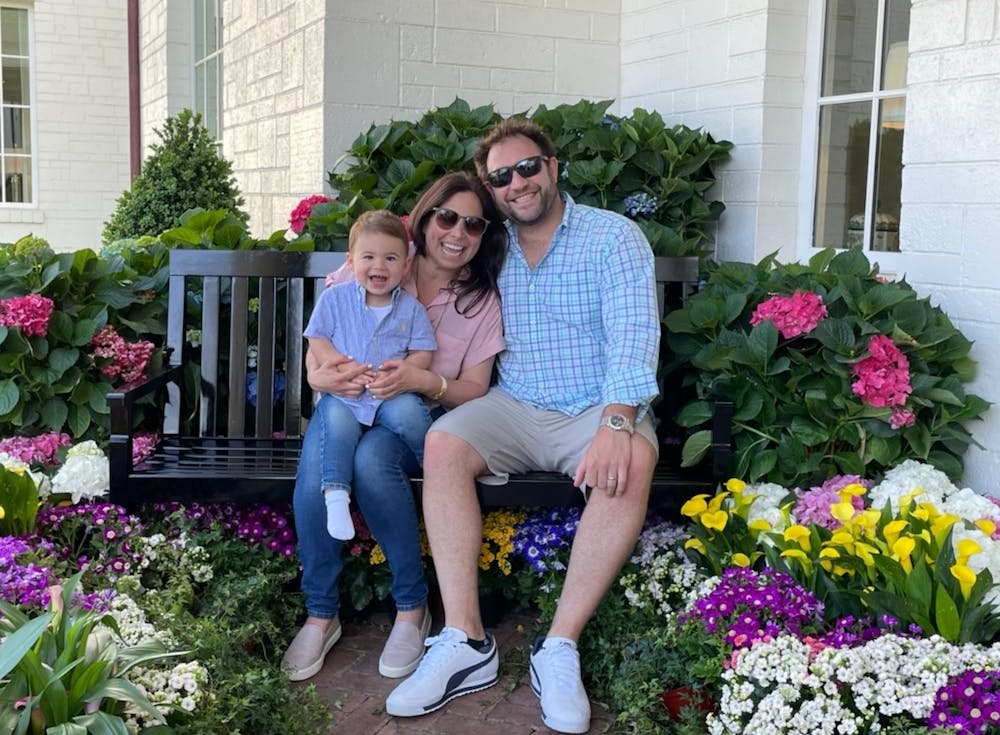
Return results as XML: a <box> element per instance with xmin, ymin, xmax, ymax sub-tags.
<box><xmin>430</xmin><ymin>374</ymin><xmax>448</xmax><ymax>401</ymax></box>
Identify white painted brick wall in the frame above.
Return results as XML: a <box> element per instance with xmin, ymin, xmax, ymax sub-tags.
<box><xmin>900</xmin><ymin>0</ymin><xmax>1000</xmax><ymax>491</ymax></box>
<box><xmin>0</xmin><ymin>0</ymin><xmax>130</xmax><ymax>251</ymax></box>
<box><xmin>621</xmin><ymin>0</ymin><xmax>809</xmax><ymax>265</ymax></box>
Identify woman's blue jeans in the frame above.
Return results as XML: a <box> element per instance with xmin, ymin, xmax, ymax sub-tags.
<box><xmin>314</xmin><ymin>392</ymin><xmax>433</xmax><ymax>491</ymax></box>
<box><xmin>293</xmin><ymin>411</ymin><xmax>429</xmax><ymax>619</ymax></box>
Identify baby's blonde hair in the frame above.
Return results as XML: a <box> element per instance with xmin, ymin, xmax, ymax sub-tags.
<box><xmin>348</xmin><ymin>210</ymin><xmax>408</xmax><ymax>253</ymax></box>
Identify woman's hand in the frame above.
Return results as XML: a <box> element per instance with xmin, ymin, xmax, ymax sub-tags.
<box><xmin>308</xmin><ymin>354</ymin><xmax>376</xmax><ymax>398</ymax></box>
<box><xmin>365</xmin><ymin>358</ymin><xmax>422</xmax><ymax>400</ymax></box>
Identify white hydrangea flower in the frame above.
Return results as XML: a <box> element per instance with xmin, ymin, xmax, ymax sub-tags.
<box><xmin>50</xmin><ymin>440</ymin><xmax>110</xmax><ymax>503</ymax></box>
<box><xmin>868</xmin><ymin>460</ymin><xmax>959</xmax><ymax>513</ymax></box>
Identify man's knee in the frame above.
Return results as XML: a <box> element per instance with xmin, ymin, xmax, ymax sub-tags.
<box><xmin>424</xmin><ymin>430</ymin><xmax>486</xmax><ymax>478</ymax></box>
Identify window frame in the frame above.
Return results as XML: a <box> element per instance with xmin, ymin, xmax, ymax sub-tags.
<box><xmin>192</xmin><ymin>0</ymin><xmax>222</xmax><ymax>147</ymax></box>
<box><xmin>0</xmin><ymin>2</ymin><xmax>35</xmax><ymax>208</ymax></box>
<box><xmin>798</xmin><ymin>0</ymin><xmax>908</xmax><ymax>266</ymax></box>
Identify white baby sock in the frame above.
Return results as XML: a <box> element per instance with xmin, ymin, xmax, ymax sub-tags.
<box><xmin>324</xmin><ymin>488</ymin><xmax>355</xmax><ymax>540</ymax></box>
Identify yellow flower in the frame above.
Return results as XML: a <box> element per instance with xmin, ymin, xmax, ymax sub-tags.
<box><xmin>780</xmin><ymin>548</ymin><xmax>812</xmax><ymax>571</ymax></box>
<box><xmin>701</xmin><ymin>510</ymin><xmax>729</xmax><ymax>532</ymax></box>
<box><xmin>840</xmin><ymin>483</ymin><xmax>867</xmax><ymax>498</ymax></box>
<box><xmin>684</xmin><ymin>537</ymin><xmax>706</xmax><ymax>555</ymax></box>
<box><xmin>890</xmin><ymin>536</ymin><xmax>916</xmax><ymax>573</ymax></box>
<box><xmin>975</xmin><ymin>519</ymin><xmax>997</xmax><ymax>537</ymax></box>
<box><xmin>680</xmin><ymin>494</ymin><xmax>710</xmax><ymax>517</ymax></box>
<box><xmin>0</xmin><ymin>505</ymin><xmax>4</xmax><ymax>520</ymax></box>
<box><xmin>853</xmin><ymin>541</ymin><xmax>879</xmax><ymax>568</ymax></box>
<box><xmin>853</xmin><ymin>509</ymin><xmax>882</xmax><ymax>535</ymax></box>
<box><xmin>951</xmin><ymin>563</ymin><xmax>977</xmax><ymax>599</ymax></box>
<box><xmin>370</xmin><ymin>545</ymin><xmax>387</xmax><ymax>565</ymax></box>
<box><xmin>731</xmin><ymin>553</ymin><xmax>751</xmax><ymax>567</ymax></box>
<box><xmin>955</xmin><ymin>538</ymin><xmax>983</xmax><ymax>564</ymax></box>
<box><xmin>783</xmin><ymin>525</ymin><xmax>811</xmax><ymax>550</ymax></box>
<box><xmin>748</xmin><ymin>519</ymin><xmax>773</xmax><ymax>534</ymax></box>
<box><xmin>882</xmin><ymin>519</ymin><xmax>909</xmax><ymax>546</ymax></box>
<box><xmin>725</xmin><ymin>478</ymin><xmax>746</xmax><ymax>493</ymax></box>
<box><xmin>830</xmin><ymin>501</ymin><xmax>857</xmax><ymax>523</ymax></box>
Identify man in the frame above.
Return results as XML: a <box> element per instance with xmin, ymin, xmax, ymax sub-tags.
<box><xmin>385</xmin><ymin>118</ymin><xmax>660</xmax><ymax>734</ymax></box>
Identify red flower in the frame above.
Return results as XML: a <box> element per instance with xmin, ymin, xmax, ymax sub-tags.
<box><xmin>749</xmin><ymin>291</ymin><xmax>827</xmax><ymax>339</ymax></box>
<box><xmin>288</xmin><ymin>194</ymin><xmax>333</xmax><ymax>234</ymax></box>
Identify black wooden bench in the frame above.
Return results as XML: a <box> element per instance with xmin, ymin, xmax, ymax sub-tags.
<box><xmin>108</xmin><ymin>249</ymin><xmax>731</xmax><ymax>512</ymax></box>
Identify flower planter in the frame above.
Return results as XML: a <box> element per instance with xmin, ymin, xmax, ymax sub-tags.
<box><xmin>659</xmin><ymin>686</ymin><xmax>714</xmax><ymax>720</ymax></box>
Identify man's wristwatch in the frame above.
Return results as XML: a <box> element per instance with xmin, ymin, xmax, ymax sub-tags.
<box><xmin>599</xmin><ymin>413</ymin><xmax>635</xmax><ymax>434</ymax></box>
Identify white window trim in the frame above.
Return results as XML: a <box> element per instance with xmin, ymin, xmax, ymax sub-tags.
<box><xmin>191</xmin><ymin>0</ymin><xmax>222</xmax><ymax>146</ymax></box>
<box><xmin>0</xmin><ymin>1</ymin><xmax>37</xmax><ymax>210</ymax></box>
<box><xmin>797</xmin><ymin>0</ymin><xmax>906</xmax><ymax>272</ymax></box>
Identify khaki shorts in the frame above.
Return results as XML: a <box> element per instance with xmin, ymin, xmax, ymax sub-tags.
<box><xmin>429</xmin><ymin>388</ymin><xmax>658</xmax><ymax>489</ymax></box>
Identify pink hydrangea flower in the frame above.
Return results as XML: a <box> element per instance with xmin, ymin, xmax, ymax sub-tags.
<box><xmin>132</xmin><ymin>430</ymin><xmax>160</xmax><ymax>465</ymax></box>
<box><xmin>0</xmin><ymin>293</ymin><xmax>55</xmax><ymax>337</ymax></box>
<box><xmin>851</xmin><ymin>334</ymin><xmax>911</xmax><ymax>408</ymax></box>
<box><xmin>794</xmin><ymin>475</ymin><xmax>869</xmax><ymax>530</ymax></box>
<box><xmin>90</xmin><ymin>325</ymin><xmax>155</xmax><ymax>385</ymax></box>
<box><xmin>890</xmin><ymin>407</ymin><xmax>916</xmax><ymax>430</ymax></box>
<box><xmin>0</xmin><ymin>432</ymin><xmax>71</xmax><ymax>465</ymax></box>
<box><xmin>288</xmin><ymin>194</ymin><xmax>333</xmax><ymax>234</ymax></box>
<box><xmin>749</xmin><ymin>291</ymin><xmax>828</xmax><ymax>339</ymax></box>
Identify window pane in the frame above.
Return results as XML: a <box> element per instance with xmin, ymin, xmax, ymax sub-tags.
<box><xmin>822</xmin><ymin>0</ymin><xmax>878</xmax><ymax>97</ymax></box>
<box><xmin>0</xmin><ymin>8</ymin><xmax>28</xmax><ymax>56</ymax></box>
<box><xmin>814</xmin><ymin>101</ymin><xmax>871</xmax><ymax>249</ymax></box>
<box><xmin>2</xmin><ymin>58</ymin><xmax>29</xmax><ymax>105</ymax></box>
<box><xmin>205</xmin><ymin>56</ymin><xmax>219</xmax><ymax>140</ymax></box>
<box><xmin>4</xmin><ymin>155</ymin><xmax>30</xmax><ymax>203</ymax></box>
<box><xmin>882</xmin><ymin>0</ymin><xmax>909</xmax><ymax>90</ymax></box>
<box><xmin>206</xmin><ymin>0</ymin><xmax>218</xmax><ymax>53</ymax></box>
<box><xmin>194</xmin><ymin>0</ymin><xmax>205</xmax><ymax>60</ymax></box>
<box><xmin>3</xmin><ymin>107</ymin><xmax>29</xmax><ymax>152</ymax></box>
<box><xmin>873</xmin><ymin>98</ymin><xmax>905</xmax><ymax>252</ymax></box>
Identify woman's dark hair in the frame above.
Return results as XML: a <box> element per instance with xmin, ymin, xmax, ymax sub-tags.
<box><xmin>409</xmin><ymin>171</ymin><xmax>507</xmax><ymax>315</ymax></box>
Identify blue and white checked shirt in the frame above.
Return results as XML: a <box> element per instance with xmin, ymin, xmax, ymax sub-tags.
<box><xmin>304</xmin><ymin>281</ymin><xmax>437</xmax><ymax>425</ymax></box>
<box><xmin>496</xmin><ymin>194</ymin><xmax>660</xmax><ymax>417</ymax></box>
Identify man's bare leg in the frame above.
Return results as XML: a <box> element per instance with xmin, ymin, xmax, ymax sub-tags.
<box><xmin>548</xmin><ymin>433</ymin><xmax>655</xmax><ymax>641</ymax></box>
<box><xmin>421</xmin><ymin>429</ymin><xmax>490</xmax><ymax>640</ymax></box>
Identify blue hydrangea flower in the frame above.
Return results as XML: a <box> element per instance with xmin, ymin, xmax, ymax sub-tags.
<box><xmin>624</xmin><ymin>192</ymin><xmax>658</xmax><ymax>218</ymax></box>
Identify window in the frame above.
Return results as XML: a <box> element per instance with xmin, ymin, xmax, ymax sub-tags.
<box><xmin>812</xmin><ymin>0</ymin><xmax>908</xmax><ymax>252</ymax></box>
<box><xmin>193</xmin><ymin>0</ymin><xmax>222</xmax><ymax>145</ymax></box>
<box><xmin>0</xmin><ymin>7</ymin><xmax>31</xmax><ymax>204</ymax></box>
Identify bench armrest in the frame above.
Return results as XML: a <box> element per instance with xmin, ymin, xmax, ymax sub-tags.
<box><xmin>107</xmin><ymin>364</ymin><xmax>184</xmax><ymax>435</ymax></box>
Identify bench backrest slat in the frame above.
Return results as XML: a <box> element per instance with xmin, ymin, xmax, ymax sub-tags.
<box><xmin>163</xmin><ymin>249</ymin><xmax>699</xmax><ymax>441</ymax></box>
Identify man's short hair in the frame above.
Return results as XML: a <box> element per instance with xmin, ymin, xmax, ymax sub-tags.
<box><xmin>473</xmin><ymin>118</ymin><xmax>557</xmax><ymax>178</ymax></box>
<box><xmin>348</xmin><ymin>209</ymin><xmax>408</xmax><ymax>252</ymax></box>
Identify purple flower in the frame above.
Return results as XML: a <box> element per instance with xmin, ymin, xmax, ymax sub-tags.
<box><xmin>929</xmin><ymin>670</ymin><xmax>1000</xmax><ymax>733</ymax></box>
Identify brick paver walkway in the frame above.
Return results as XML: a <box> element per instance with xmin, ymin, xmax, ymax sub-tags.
<box><xmin>300</xmin><ymin>609</ymin><xmax>622</xmax><ymax>734</ymax></box>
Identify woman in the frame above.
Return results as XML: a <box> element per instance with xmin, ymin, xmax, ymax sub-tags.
<box><xmin>283</xmin><ymin>171</ymin><xmax>507</xmax><ymax>681</ymax></box>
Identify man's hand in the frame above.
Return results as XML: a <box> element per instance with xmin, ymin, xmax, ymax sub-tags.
<box><xmin>573</xmin><ymin>427</ymin><xmax>632</xmax><ymax>498</ymax></box>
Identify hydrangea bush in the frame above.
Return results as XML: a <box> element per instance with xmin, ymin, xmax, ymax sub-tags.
<box><xmin>666</xmin><ymin>247</ymin><xmax>990</xmax><ymax>486</ymax></box>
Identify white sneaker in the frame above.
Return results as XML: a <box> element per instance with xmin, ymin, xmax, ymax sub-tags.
<box><xmin>530</xmin><ymin>637</ymin><xmax>591</xmax><ymax>734</ymax></box>
<box><xmin>385</xmin><ymin>626</ymin><xmax>499</xmax><ymax>716</ymax></box>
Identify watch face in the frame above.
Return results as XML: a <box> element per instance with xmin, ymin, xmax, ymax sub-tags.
<box><xmin>608</xmin><ymin>415</ymin><xmax>626</xmax><ymax>429</ymax></box>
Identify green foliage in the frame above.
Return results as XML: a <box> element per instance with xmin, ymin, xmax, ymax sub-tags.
<box><xmin>0</xmin><ymin>574</ymin><xmax>186</xmax><ymax>735</ymax></box>
<box><xmin>0</xmin><ymin>465</ymin><xmax>40</xmax><ymax>536</ymax></box>
<box><xmin>0</xmin><ymin>241</ymin><xmax>171</xmax><ymax>442</ymax></box>
<box><xmin>103</xmin><ymin>109</ymin><xmax>247</xmax><ymax>243</ymax></box>
<box><xmin>312</xmin><ymin>98</ymin><xmax>731</xmax><ymax>256</ymax></box>
<box><xmin>666</xmin><ymin>248</ymin><xmax>990</xmax><ymax>486</ymax></box>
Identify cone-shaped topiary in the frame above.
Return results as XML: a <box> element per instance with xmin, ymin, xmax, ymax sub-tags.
<box><xmin>103</xmin><ymin>109</ymin><xmax>247</xmax><ymax>242</ymax></box>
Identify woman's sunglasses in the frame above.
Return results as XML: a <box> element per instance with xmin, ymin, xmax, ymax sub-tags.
<box><xmin>484</xmin><ymin>155</ymin><xmax>549</xmax><ymax>188</ymax></box>
<box><xmin>431</xmin><ymin>207</ymin><xmax>490</xmax><ymax>236</ymax></box>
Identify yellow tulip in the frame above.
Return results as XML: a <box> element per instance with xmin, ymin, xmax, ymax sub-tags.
<box><xmin>783</xmin><ymin>525</ymin><xmax>811</xmax><ymax>550</ymax></box>
<box><xmin>731</xmin><ymin>553</ymin><xmax>751</xmax><ymax>567</ymax></box>
<box><xmin>725</xmin><ymin>478</ymin><xmax>746</xmax><ymax>493</ymax></box>
<box><xmin>975</xmin><ymin>519</ymin><xmax>997</xmax><ymax>537</ymax></box>
<box><xmin>0</xmin><ymin>505</ymin><xmax>5</xmax><ymax>520</ymax></box>
<box><xmin>882</xmin><ymin>519</ymin><xmax>909</xmax><ymax>546</ymax></box>
<box><xmin>701</xmin><ymin>510</ymin><xmax>729</xmax><ymax>532</ymax></box>
<box><xmin>951</xmin><ymin>563</ymin><xmax>977</xmax><ymax>599</ymax></box>
<box><xmin>680</xmin><ymin>494</ymin><xmax>710</xmax><ymax>517</ymax></box>
<box><xmin>890</xmin><ymin>536</ymin><xmax>916</xmax><ymax>573</ymax></box>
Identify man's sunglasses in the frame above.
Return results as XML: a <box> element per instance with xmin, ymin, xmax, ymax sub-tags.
<box><xmin>431</xmin><ymin>207</ymin><xmax>490</xmax><ymax>236</ymax></box>
<box><xmin>484</xmin><ymin>155</ymin><xmax>549</xmax><ymax>188</ymax></box>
